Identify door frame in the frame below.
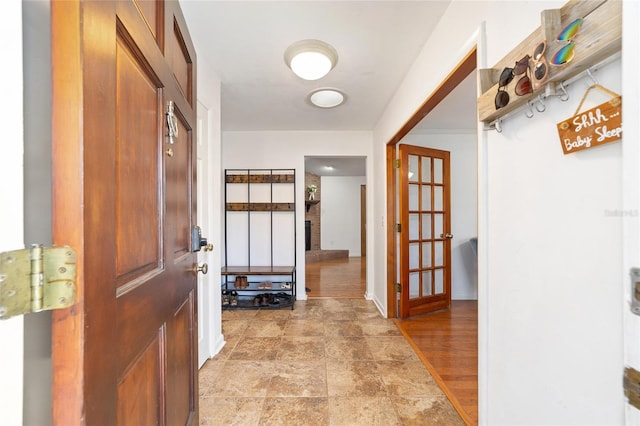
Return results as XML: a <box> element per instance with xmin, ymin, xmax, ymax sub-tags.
<box><xmin>385</xmin><ymin>47</ymin><xmax>477</xmax><ymax>318</ymax></box>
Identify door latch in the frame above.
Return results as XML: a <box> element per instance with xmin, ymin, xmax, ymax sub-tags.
<box><xmin>0</xmin><ymin>245</ymin><xmax>77</xmax><ymax>320</ymax></box>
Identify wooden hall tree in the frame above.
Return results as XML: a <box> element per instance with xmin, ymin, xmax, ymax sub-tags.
<box><xmin>51</xmin><ymin>0</ymin><xmax>199</xmax><ymax>424</ymax></box>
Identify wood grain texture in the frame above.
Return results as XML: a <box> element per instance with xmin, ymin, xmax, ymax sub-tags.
<box><xmin>305</xmin><ymin>257</ymin><xmax>366</xmax><ymax>299</ymax></box>
<box><xmin>395</xmin><ymin>301</ymin><xmax>478</xmax><ymax>425</ymax></box>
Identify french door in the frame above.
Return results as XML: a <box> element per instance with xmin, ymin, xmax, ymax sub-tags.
<box><xmin>398</xmin><ymin>144</ymin><xmax>452</xmax><ymax>318</ymax></box>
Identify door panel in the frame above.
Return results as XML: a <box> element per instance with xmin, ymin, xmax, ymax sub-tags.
<box><xmin>399</xmin><ymin>144</ymin><xmax>452</xmax><ymax>318</ymax></box>
<box><xmin>51</xmin><ymin>1</ymin><xmax>198</xmax><ymax>424</ymax></box>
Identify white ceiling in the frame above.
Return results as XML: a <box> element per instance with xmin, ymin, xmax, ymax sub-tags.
<box><xmin>180</xmin><ymin>1</ymin><xmax>478</xmax><ymax>174</ymax></box>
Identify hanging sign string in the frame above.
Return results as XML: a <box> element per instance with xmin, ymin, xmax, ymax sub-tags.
<box><xmin>572</xmin><ymin>84</ymin><xmax>621</xmax><ymax>116</ymax></box>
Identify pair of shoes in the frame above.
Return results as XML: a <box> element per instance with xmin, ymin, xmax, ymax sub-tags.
<box><xmin>229</xmin><ymin>291</ymin><xmax>238</xmax><ymax>306</ymax></box>
<box><xmin>222</xmin><ymin>290</ymin><xmax>230</xmax><ymax>306</ymax></box>
<box><xmin>235</xmin><ymin>276</ymin><xmax>248</xmax><ymax>289</ymax></box>
<box><xmin>252</xmin><ymin>293</ymin><xmax>271</xmax><ymax>306</ymax></box>
<box><xmin>258</xmin><ymin>281</ymin><xmax>272</xmax><ymax>289</ymax></box>
<box><xmin>280</xmin><ymin>282</ymin><xmax>291</xmax><ymax>289</ymax></box>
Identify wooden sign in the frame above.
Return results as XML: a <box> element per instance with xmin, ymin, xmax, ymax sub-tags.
<box><xmin>557</xmin><ymin>87</ymin><xmax>622</xmax><ymax>155</ymax></box>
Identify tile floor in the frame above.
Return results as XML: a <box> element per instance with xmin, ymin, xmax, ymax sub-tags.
<box><xmin>199</xmin><ymin>298</ymin><xmax>464</xmax><ymax>425</ymax></box>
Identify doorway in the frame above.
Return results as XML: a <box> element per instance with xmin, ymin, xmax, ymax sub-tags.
<box><xmin>304</xmin><ymin>156</ymin><xmax>367</xmax><ymax>298</ymax></box>
<box><xmin>386</xmin><ymin>47</ymin><xmax>479</xmax><ymax>422</ymax></box>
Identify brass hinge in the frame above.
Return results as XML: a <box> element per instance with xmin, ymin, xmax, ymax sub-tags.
<box><xmin>395</xmin><ymin>223</ymin><xmax>401</xmax><ymax>232</ymax></box>
<box><xmin>0</xmin><ymin>245</ymin><xmax>77</xmax><ymax>320</ymax></box>
<box><xmin>395</xmin><ymin>283</ymin><xmax>401</xmax><ymax>293</ymax></box>
<box><xmin>624</xmin><ymin>366</ymin><xmax>640</xmax><ymax>410</ymax></box>
<box><xmin>393</xmin><ymin>159</ymin><xmax>401</xmax><ymax>168</ymax></box>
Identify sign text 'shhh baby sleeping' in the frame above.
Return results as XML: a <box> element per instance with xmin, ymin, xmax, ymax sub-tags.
<box><xmin>557</xmin><ymin>84</ymin><xmax>622</xmax><ymax>155</ymax></box>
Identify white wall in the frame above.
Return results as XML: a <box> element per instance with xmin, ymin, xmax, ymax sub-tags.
<box><xmin>402</xmin><ymin>132</ymin><xmax>477</xmax><ymax>300</ymax></box>
<box><xmin>222</xmin><ymin>131</ymin><xmax>374</xmax><ymax>300</ymax></box>
<box><xmin>372</xmin><ymin>0</ymin><xmax>628</xmax><ymax>423</ymax></box>
<box><xmin>321</xmin><ymin>176</ymin><xmax>367</xmax><ymax>256</ymax></box>
<box><xmin>0</xmin><ymin>0</ymin><xmax>24</xmax><ymax>424</ymax></box>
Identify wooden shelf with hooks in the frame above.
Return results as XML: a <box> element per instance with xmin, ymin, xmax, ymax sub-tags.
<box><xmin>477</xmin><ymin>0</ymin><xmax>621</xmax><ymax>125</ymax></box>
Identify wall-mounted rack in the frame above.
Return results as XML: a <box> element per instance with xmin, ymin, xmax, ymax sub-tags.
<box><xmin>477</xmin><ymin>0</ymin><xmax>621</xmax><ymax>130</ymax></box>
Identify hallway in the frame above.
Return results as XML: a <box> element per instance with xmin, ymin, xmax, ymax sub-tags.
<box><xmin>199</xmin><ymin>258</ymin><xmax>478</xmax><ymax>424</ymax></box>
<box><xmin>199</xmin><ymin>299</ymin><xmax>463</xmax><ymax>425</ymax></box>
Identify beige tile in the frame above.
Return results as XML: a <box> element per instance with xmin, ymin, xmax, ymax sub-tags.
<box><xmin>199</xmin><ymin>396</ymin><xmax>263</xmax><ymax>426</ymax></box>
<box><xmin>266</xmin><ymin>361</ymin><xmax>327</xmax><ymax>397</ymax></box>
<box><xmin>323</xmin><ymin>310</ymin><xmax>358</xmax><ymax>321</ymax></box>
<box><xmin>276</xmin><ymin>336</ymin><xmax>325</xmax><ymax>361</ymax></box>
<box><xmin>209</xmin><ymin>361</ymin><xmax>273</xmax><ymax>397</ymax></box>
<box><xmin>391</xmin><ymin>396</ymin><xmax>465</xmax><ymax>426</ymax></box>
<box><xmin>328</xmin><ymin>396</ymin><xmax>401</xmax><ymax>426</ymax></box>
<box><xmin>376</xmin><ymin>361</ymin><xmax>443</xmax><ymax>396</ymax></box>
<box><xmin>214</xmin><ymin>335</ymin><xmax>241</xmax><ymax>360</ymax></box>
<box><xmin>290</xmin><ymin>306</ymin><xmax>324</xmax><ymax>320</ymax></box>
<box><xmin>365</xmin><ymin>336</ymin><xmax>420</xmax><ymax>361</ymax></box>
<box><xmin>222</xmin><ymin>309</ymin><xmax>258</xmax><ymax>320</ymax></box>
<box><xmin>243</xmin><ymin>320</ymin><xmax>287</xmax><ymax>337</ymax></box>
<box><xmin>321</xmin><ymin>299</ymin><xmax>354</xmax><ymax>313</ymax></box>
<box><xmin>325</xmin><ymin>336</ymin><xmax>374</xmax><ymax>360</ymax></box>
<box><xmin>258</xmin><ymin>397</ymin><xmax>329</xmax><ymax>426</ymax></box>
<box><xmin>228</xmin><ymin>337</ymin><xmax>281</xmax><ymax>361</ymax></box>
<box><xmin>324</xmin><ymin>320</ymin><xmax>364</xmax><ymax>336</ymax></box>
<box><xmin>359</xmin><ymin>318</ymin><xmax>402</xmax><ymax>336</ymax></box>
<box><xmin>199</xmin><ymin>359</ymin><xmax>226</xmax><ymax>397</ymax></box>
<box><xmin>222</xmin><ymin>319</ymin><xmax>250</xmax><ymax>337</ymax></box>
<box><xmin>283</xmin><ymin>319</ymin><xmax>325</xmax><ymax>336</ymax></box>
<box><xmin>326</xmin><ymin>360</ymin><xmax>387</xmax><ymax>397</ymax></box>
<box><xmin>254</xmin><ymin>309</ymin><xmax>292</xmax><ymax>320</ymax></box>
<box><xmin>354</xmin><ymin>309</ymin><xmax>383</xmax><ymax>320</ymax></box>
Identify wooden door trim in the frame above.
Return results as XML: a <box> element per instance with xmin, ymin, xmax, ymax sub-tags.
<box><xmin>385</xmin><ymin>47</ymin><xmax>476</xmax><ymax>318</ymax></box>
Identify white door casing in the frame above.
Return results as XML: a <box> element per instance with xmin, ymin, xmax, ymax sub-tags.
<box><xmin>197</xmin><ymin>101</ymin><xmax>213</xmax><ymax>367</ymax></box>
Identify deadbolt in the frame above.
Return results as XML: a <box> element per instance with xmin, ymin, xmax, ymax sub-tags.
<box><xmin>439</xmin><ymin>233</ymin><xmax>454</xmax><ymax>239</ymax></box>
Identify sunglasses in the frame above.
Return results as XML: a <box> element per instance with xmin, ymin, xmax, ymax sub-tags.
<box><xmin>494</xmin><ymin>55</ymin><xmax>532</xmax><ymax>109</ymax></box>
<box><xmin>552</xmin><ymin>18</ymin><xmax>583</xmax><ymax>65</ymax></box>
<box><xmin>532</xmin><ymin>41</ymin><xmax>548</xmax><ymax>87</ymax></box>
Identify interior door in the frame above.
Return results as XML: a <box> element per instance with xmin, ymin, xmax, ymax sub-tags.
<box><xmin>398</xmin><ymin>144</ymin><xmax>452</xmax><ymax>318</ymax></box>
<box><xmin>50</xmin><ymin>1</ymin><xmax>199</xmax><ymax>424</ymax></box>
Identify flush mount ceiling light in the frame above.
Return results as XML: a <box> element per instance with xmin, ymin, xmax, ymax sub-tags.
<box><xmin>308</xmin><ymin>88</ymin><xmax>346</xmax><ymax>108</ymax></box>
<box><xmin>284</xmin><ymin>39</ymin><xmax>338</xmax><ymax>80</ymax></box>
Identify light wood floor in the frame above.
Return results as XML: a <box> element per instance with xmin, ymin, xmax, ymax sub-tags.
<box><xmin>305</xmin><ymin>256</ymin><xmax>366</xmax><ymax>298</ymax></box>
<box><xmin>306</xmin><ymin>257</ymin><xmax>478</xmax><ymax>424</ymax></box>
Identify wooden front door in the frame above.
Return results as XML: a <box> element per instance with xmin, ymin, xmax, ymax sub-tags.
<box><xmin>398</xmin><ymin>144</ymin><xmax>452</xmax><ymax>318</ymax></box>
<box><xmin>51</xmin><ymin>1</ymin><xmax>198</xmax><ymax>424</ymax></box>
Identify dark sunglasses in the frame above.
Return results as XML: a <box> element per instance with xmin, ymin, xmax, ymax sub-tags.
<box><xmin>514</xmin><ymin>55</ymin><xmax>532</xmax><ymax>96</ymax></box>
<box><xmin>495</xmin><ymin>67</ymin><xmax>513</xmax><ymax>109</ymax></box>
<box><xmin>495</xmin><ymin>54</ymin><xmax>533</xmax><ymax>109</ymax></box>
<box><xmin>552</xmin><ymin>18</ymin><xmax>582</xmax><ymax>65</ymax></box>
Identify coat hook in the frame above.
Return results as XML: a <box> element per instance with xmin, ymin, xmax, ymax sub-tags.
<box><xmin>494</xmin><ymin>119</ymin><xmax>503</xmax><ymax>133</ymax></box>
<box><xmin>536</xmin><ymin>94</ymin><xmax>546</xmax><ymax>113</ymax></box>
<box><xmin>525</xmin><ymin>100</ymin><xmax>534</xmax><ymax>118</ymax></box>
<box><xmin>558</xmin><ymin>81</ymin><xmax>569</xmax><ymax>102</ymax></box>
<box><xmin>587</xmin><ymin>68</ymin><xmax>598</xmax><ymax>86</ymax></box>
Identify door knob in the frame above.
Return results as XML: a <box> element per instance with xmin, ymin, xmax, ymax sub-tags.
<box><xmin>203</xmin><ymin>243</ymin><xmax>214</xmax><ymax>252</ymax></box>
<box><xmin>440</xmin><ymin>233</ymin><xmax>454</xmax><ymax>239</ymax></box>
<box><xmin>194</xmin><ymin>263</ymin><xmax>208</xmax><ymax>275</ymax></box>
